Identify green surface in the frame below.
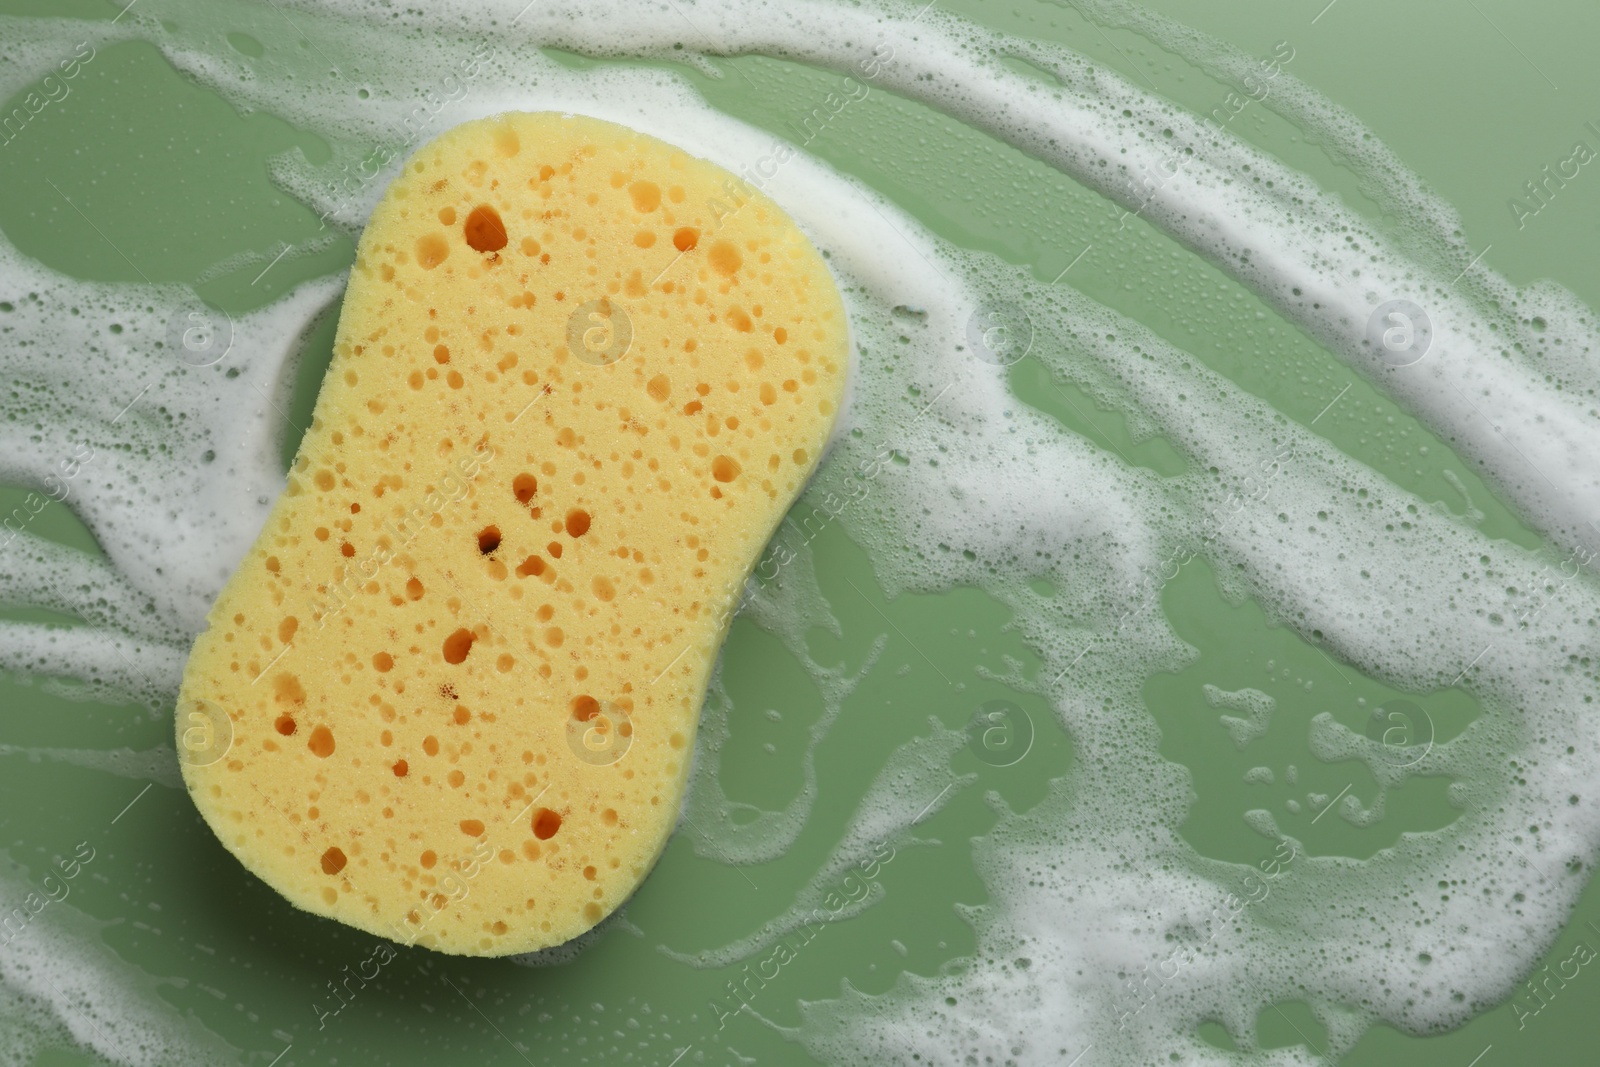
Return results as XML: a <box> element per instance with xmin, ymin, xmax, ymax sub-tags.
<box><xmin>1</xmin><ymin>0</ymin><xmax>1598</xmax><ymax>1063</ymax></box>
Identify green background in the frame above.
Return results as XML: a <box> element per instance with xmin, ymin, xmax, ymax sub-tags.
<box><xmin>1</xmin><ymin>0</ymin><xmax>1597</xmax><ymax>1063</ymax></box>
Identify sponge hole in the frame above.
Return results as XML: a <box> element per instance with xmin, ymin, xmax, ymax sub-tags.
<box><xmin>416</xmin><ymin>234</ymin><xmax>449</xmax><ymax>270</ymax></box>
<box><xmin>628</xmin><ymin>181</ymin><xmax>660</xmax><ymax>212</ymax></box>
<box><xmin>532</xmin><ymin>808</ymin><xmax>562</xmax><ymax>840</ymax></box>
<box><xmin>308</xmin><ymin>725</ymin><xmax>335</xmax><ymax>758</ymax></box>
<box><xmin>463</xmin><ymin>205</ymin><xmax>508</xmax><ymax>253</ymax></box>
<box><xmin>443</xmin><ymin>628</ymin><xmax>475</xmax><ymax>664</ymax></box>
<box><xmin>708</xmin><ymin>240</ymin><xmax>742</xmax><ymax>275</ymax></box>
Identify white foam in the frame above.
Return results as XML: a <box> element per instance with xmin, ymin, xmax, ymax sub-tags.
<box><xmin>0</xmin><ymin>236</ymin><xmax>344</xmax><ymax>630</ymax></box>
<box><xmin>0</xmin><ymin>1</ymin><xmax>1597</xmax><ymax>1064</ymax></box>
<box><xmin>0</xmin><ymin>858</ymin><xmax>235</xmax><ymax>1067</ymax></box>
<box><xmin>0</xmin><ymin>745</ymin><xmax>181</xmax><ymax>789</ymax></box>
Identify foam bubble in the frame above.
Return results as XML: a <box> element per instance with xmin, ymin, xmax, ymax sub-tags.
<box><xmin>1</xmin><ymin>1</ymin><xmax>1598</xmax><ymax>1063</ymax></box>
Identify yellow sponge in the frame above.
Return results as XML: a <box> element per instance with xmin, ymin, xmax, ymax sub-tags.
<box><xmin>175</xmin><ymin>112</ymin><xmax>849</xmax><ymax>955</ymax></box>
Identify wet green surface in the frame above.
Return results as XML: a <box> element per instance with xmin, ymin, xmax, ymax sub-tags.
<box><xmin>1</xmin><ymin>0</ymin><xmax>1598</xmax><ymax>1063</ymax></box>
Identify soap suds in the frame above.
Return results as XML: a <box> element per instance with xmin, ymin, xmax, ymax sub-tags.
<box><xmin>0</xmin><ymin>0</ymin><xmax>1597</xmax><ymax>1063</ymax></box>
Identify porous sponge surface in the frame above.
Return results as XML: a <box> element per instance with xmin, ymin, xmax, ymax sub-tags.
<box><xmin>176</xmin><ymin>111</ymin><xmax>849</xmax><ymax>955</ymax></box>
